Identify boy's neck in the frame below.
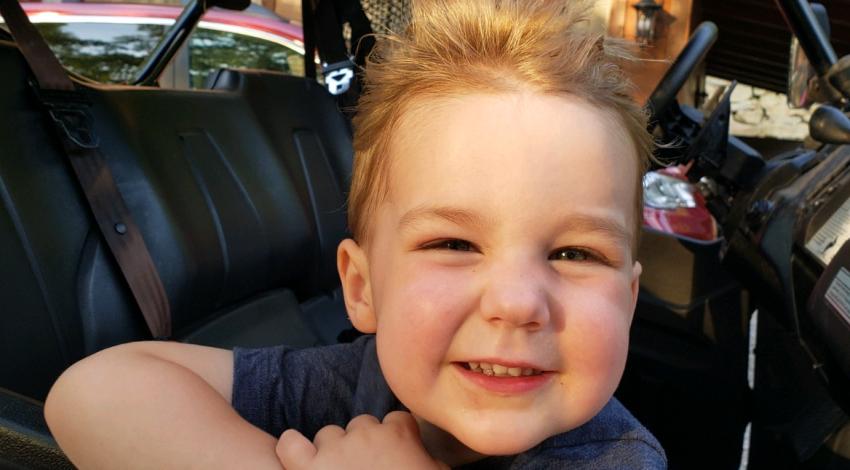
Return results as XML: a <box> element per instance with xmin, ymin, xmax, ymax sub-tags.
<box><xmin>415</xmin><ymin>416</ymin><xmax>487</xmax><ymax>467</ymax></box>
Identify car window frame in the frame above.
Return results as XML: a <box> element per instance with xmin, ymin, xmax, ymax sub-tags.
<box><xmin>16</xmin><ymin>11</ymin><xmax>305</xmax><ymax>88</ymax></box>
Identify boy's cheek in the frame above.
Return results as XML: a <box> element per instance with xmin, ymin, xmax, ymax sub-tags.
<box><xmin>563</xmin><ymin>295</ymin><xmax>629</xmax><ymax>353</ymax></box>
<box><xmin>377</xmin><ymin>261</ymin><xmax>476</xmax><ymax>319</ymax></box>
<box><xmin>559</xmin><ymin>275</ymin><xmax>639</xmax><ymax>332</ymax></box>
<box><xmin>558</xmin><ymin>286</ymin><xmax>634</xmax><ymax>382</ymax></box>
<box><xmin>563</xmin><ymin>323</ymin><xmax>630</xmax><ymax>391</ymax></box>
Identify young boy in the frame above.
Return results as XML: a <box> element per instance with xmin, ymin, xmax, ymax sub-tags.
<box><xmin>44</xmin><ymin>0</ymin><xmax>665</xmax><ymax>468</ymax></box>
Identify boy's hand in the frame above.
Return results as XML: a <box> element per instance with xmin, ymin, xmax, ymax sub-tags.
<box><xmin>276</xmin><ymin>411</ymin><xmax>448</xmax><ymax>470</ymax></box>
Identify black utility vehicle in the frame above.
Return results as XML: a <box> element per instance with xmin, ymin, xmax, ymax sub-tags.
<box><xmin>2</xmin><ymin>0</ymin><xmax>850</xmax><ymax>469</ymax></box>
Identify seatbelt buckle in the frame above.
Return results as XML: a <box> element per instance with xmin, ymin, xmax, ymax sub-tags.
<box><xmin>321</xmin><ymin>59</ymin><xmax>355</xmax><ymax>96</ymax></box>
<box><xmin>48</xmin><ymin>105</ymin><xmax>99</xmax><ymax>149</ymax></box>
<box><xmin>33</xmin><ymin>87</ymin><xmax>100</xmax><ymax>149</ymax></box>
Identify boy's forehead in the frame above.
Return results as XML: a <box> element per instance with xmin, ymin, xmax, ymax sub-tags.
<box><xmin>387</xmin><ymin>91</ymin><xmax>635</xmax><ymax>169</ymax></box>
<box><xmin>377</xmin><ymin>92</ymin><xmax>638</xmax><ymax>240</ymax></box>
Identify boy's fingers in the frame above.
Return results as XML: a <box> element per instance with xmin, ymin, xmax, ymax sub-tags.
<box><xmin>383</xmin><ymin>412</ymin><xmax>450</xmax><ymax>469</ymax></box>
<box><xmin>312</xmin><ymin>424</ymin><xmax>345</xmax><ymax>449</ymax></box>
<box><xmin>382</xmin><ymin>410</ymin><xmax>420</xmax><ymax>436</ymax></box>
<box><xmin>276</xmin><ymin>429</ymin><xmax>316</xmax><ymax>470</ymax></box>
<box><xmin>345</xmin><ymin>413</ymin><xmax>379</xmax><ymax>432</ymax></box>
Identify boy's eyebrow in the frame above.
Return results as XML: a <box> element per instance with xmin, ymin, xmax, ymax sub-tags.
<box><xmin>557</xmin><ymin>213</ymin><xmax>633</xmax><ymax>247</ymax></box>
<box><xmin>398</xmin><ymin>205</ymin><xmax>490</xmax><ymax>231</ymax></box>
<box><xmin>398</xmin><ymin>206</ymin><xmax>631</xmax><ymax>245</ymax></box>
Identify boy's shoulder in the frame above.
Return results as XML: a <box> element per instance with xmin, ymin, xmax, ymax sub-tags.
<box><xmin>512</xmin><ymin>398</ymin><xmax>667</xmax><ymax>469</ymax></box>
<box><xmin>232</xmin><ymin>334</ymin><xmax>395</xmax><ymax>438</ymax></box>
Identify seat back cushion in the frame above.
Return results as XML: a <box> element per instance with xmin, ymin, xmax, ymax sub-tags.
<box><xmin>0</xmin><ymin>39</ymin><xmax>352</xmax><ymax>400</ymax></box>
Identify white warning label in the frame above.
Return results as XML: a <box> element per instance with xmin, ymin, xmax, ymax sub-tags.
<box><xmin>806</xmin><ymin>197</ymin><xmax>850</xmax><ymax>265</ymax></box>
<box><xmin>825</xmin><ymin>267</ymin><xmax>850</xmax><ymax>326</ymax></box>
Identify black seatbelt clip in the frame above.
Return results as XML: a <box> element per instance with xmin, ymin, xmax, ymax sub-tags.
<box><xmin>48</xmin><ymin>105</ymin><xmax>99</xmax><ymax>149</ymax></box>
<box><xmin>32</xmin><ymin>86</ymin><xmax>100</xmax><ymax>149</ymax></box>
<box><xmin>321</xmin><ymin>59</ymin><xmax>355</xmax><ymax>95</ymax></box>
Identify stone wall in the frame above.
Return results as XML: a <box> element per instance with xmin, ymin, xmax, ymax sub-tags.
<box><xmin>704</xmin><ymin>75</ymin><xmax>811</xmax><ymax>141</ymax></box>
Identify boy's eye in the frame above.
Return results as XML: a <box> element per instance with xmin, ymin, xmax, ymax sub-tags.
<box><xmin>549</xmin><ymin>247</ymin><xmax>597</xmax><ymax>263</ymax></box>
<box><xmin>424</xmin><ymin>239</ymin><xmax>475</xmax><ymax>252</ymax></box>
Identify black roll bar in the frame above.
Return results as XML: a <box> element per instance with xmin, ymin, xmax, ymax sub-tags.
<box><xmin>647</xmin><ymin>21</ymin><xmax>718</xmax><ymax>126</ymax></box>
<box><xmin>133</xmin><ymin>0</ymin><xmax>206</xmax><ymax>86</ymax></box>
<box><xmin>132</xmin><ymin>0</ymin><xmax>250</xmax><ymax>86</ymax></box>
<box><xmin>774</xmin><ymin>0</ymin><xmax>837</xmax><ymax>77</ymax></box>
<box><xmin>302</xmin><ymin>0</ymin><xmax>317</xmax><ymax>80</ymax></box>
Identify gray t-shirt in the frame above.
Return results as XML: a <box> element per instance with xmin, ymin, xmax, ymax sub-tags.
<box><xmin>233</xmin><ymin>335</ymin><xmax>666</xmax><ymax>469</ymax></box>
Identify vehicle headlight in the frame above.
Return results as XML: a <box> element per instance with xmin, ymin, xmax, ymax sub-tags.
<box><xmin>643</xmin><ymin>171</ymin><xmax>697</xmax><ymax>210</ymax></box>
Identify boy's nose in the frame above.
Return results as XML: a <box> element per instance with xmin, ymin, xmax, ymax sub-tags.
<box><xmin>478</xmin><ymin>262</ymin><xmax>551</xmax><ymax>330</ymax></box>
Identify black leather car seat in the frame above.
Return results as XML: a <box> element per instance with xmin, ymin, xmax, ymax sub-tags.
<box><xmin>0</xmin><ymin>41</ymin><xmax>353</xmax><ymax>402</ymax></box>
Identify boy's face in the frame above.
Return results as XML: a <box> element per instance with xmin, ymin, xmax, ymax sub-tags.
<box><xmin>339</xmin><ymin>92</ymin><xmax>641</xmax><ymax>456</ymax></box>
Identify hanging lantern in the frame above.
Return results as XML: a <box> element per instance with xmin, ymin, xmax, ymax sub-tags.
<box><xmin>633</xmin><ymin>0</ymin><xmax>662</xmax><ymax>46</ymax></box>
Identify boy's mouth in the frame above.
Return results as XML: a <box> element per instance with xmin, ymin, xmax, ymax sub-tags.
<box><xmin>461</xmin><ymin>362</ymin><xmax>543</xmax><ymax>377</ymax></box>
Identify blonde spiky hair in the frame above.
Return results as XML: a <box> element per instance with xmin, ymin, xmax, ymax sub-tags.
<box><xmin>349</xmin><ymin>0</ymin><xmax>652</xmax><ymax>251</ymax></box>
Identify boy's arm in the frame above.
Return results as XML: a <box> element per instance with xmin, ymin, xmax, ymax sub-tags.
<box><xmin>44</xmin><ymin>341</ymin><xmax>283</xmax><ymax>470</ymax></box>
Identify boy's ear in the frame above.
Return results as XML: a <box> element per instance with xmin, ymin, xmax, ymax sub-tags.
<box><xmin>337</xmin><ymin>238</ymin><xmax>377</xmax><ymax>334</ymax></box>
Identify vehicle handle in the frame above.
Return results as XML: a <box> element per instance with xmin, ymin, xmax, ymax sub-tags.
<box><xmin>647</xmin><ymin>22</ymin><xmax>718</xmax><ymax>127</ymax></box>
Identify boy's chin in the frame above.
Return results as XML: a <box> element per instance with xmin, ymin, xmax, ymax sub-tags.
<box><xmin>437</xmin><ymin>417</ymin><xmax>566</xmax><ymax>457</ymax></box>
<box><xmin>456</xmin><ymin>427</ymin><xmax>552</xmax><ymax>456</ymax></box>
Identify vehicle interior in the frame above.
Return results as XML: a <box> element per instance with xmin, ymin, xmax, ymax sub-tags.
<box><xmin>0</xmin><ymin>0</ymin><xmax>369</xmax><ymax>466</ymax></box>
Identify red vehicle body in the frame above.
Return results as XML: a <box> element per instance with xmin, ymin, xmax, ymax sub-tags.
<box><xmin>642</xmin><ymin>165</ymin><xmax>717</xmax><ymax>241</ymax></box>
<box><xmin>20</xmin><ymin>1</ymin><xmax>302</xmax><ymax>44</ymax></box>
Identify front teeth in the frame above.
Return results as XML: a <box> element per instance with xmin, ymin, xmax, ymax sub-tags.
<box><xmin>468</xmin><ymin>362</ymin><xmax>541</xmax><ymax>376</ymax></box>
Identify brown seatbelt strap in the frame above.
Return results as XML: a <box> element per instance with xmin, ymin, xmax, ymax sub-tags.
<box><xmin>1</xmin><ymin>0</ymin><xmax>172</xmax><ymax>339</ymax></box>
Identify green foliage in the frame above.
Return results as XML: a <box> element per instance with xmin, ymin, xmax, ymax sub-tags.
<box><xmin>188</xmin><ymin>29</ymin><xmax>303</xmax><ymax>88</ymax></box>
<box><xmin>35</xmin><ymin>23</ymin><xmax>166</xmax><ymax>84</ymax></box>
<box><xmin>33</xmin><ymin>22</ymin><xmax>304</xmax><ymax>88</ymax></box>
